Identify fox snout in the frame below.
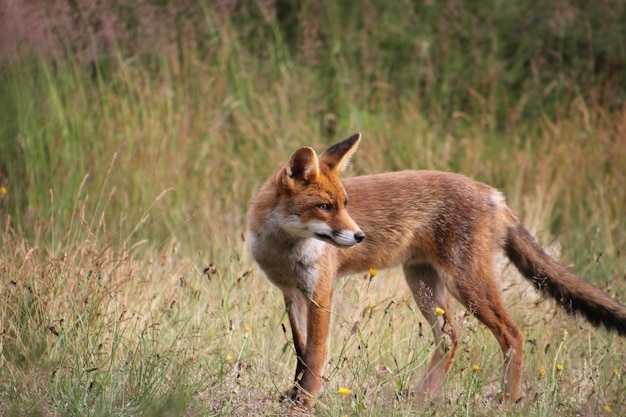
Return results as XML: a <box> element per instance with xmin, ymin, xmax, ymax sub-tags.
<box><xmin>308</xmin><ymin>220</ymin><xmax>365</xmax><ymax>248</ymax></box>
<box><xmin>325</xmin><ymin>228</ymin><xmax>365</xmax><ymax>247</ymax></box>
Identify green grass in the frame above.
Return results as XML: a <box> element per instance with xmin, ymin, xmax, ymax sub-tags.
<box><xmin>1</xmin><ymin>1</ymin><xmax>626</xmax><ymax>415</ymax></box>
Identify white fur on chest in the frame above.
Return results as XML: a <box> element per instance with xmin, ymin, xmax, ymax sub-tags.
<box><xmin>247</xmin><ymin>212</ymin><xmax>327</xmax><ymax>295</ymax></box>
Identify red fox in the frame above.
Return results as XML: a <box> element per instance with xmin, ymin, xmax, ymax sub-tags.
<box><xmin>246</xmin><ymin>133</ymin><xmax>626</xmax><ymax>410</ymax></box>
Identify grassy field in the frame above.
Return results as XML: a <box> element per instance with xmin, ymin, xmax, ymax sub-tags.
<box><xmin>1</xmin><ymin>1</ymin><xmax>625</xmax><ymax>416</ymax></box>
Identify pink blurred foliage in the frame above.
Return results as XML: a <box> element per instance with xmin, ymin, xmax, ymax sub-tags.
<box><xmin>0</xmin><ymin>0</ymin><xmax>246</xmax><ymax>64</ymax></box>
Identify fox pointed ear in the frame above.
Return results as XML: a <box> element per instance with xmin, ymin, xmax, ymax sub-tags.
<box><xmin>320</xmin><ymin>133</ymin><xmax>361</xmax><ymax>173</ymax></box>
<box><xmin>280</xmin><ymin>146</ymin><xmax>320</xmax><ymax>189</ymax></box>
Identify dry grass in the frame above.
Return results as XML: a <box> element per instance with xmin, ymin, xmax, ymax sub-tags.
<box><xmin>3</xmin><ymin>113</ymin><xmax>626</xmax><ymax>416</ymax></box>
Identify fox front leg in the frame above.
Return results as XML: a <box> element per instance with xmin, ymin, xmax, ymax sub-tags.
<box><xmin>283</xmin><ymin>290</ymin><xmax>308</xmax><ymax>401</ymax></box>
<box><xmin>285</xmin><ymin>281</ymin><xmax>333</xmax><ymax>410</ymax></box>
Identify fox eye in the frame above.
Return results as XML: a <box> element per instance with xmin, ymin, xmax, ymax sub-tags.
<box><xmin>318</xmin><ymin>203</ymin><xmax>332</xmax><ymax>212</ymax></box>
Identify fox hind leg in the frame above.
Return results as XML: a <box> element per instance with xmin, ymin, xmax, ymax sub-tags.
<box><xmin>451</xmin><ymin>261</ymin><xmax>524</xmax><ymax>402</ymax></box>
<box><xmin>403</xmin><ymin>263</ymin><xmax>459</xmax><ymax>400</ymax></box>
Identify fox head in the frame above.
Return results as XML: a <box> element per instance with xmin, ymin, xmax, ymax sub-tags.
<box><xmin>276</xmin><ymin>133</ymin><xmax>365</xmax><ymax>248</ymax></box>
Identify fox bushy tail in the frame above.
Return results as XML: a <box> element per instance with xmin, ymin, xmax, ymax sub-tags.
<box><xmin>504</xmin><ymin>222</ymin><xmax>626</xmax><ymax>336</ymax></box>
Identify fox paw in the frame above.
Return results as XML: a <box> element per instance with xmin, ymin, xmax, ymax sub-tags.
<box><xmin>279</xmin><ymin>386</ymin><xmax>314</xmax><ymax>410</ymax></box>
<box><xmin>279</xmin><ymin>386</ymin><xmax>298</xmax><ymax>403</ymax></box>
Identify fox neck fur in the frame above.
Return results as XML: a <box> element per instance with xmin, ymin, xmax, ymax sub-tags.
<box><xmin>246</xmin><ymin>207</ymin><xmax>329</xmax><ymax>296</ymax></box>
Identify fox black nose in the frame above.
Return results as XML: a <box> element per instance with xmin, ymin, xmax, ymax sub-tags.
<box><xmin>354</xmin><ymin>231</ymin><xmax>365</xmax><ymax>243</ymax></box>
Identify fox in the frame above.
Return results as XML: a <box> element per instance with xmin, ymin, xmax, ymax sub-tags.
<box><xmin>245</xmin><ymin>133</ymin><xmax>626</xmax><ymax>410</ymax></box>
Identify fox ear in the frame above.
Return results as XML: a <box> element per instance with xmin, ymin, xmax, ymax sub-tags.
<box><xmin>280</xmin><ymin>146</ymin><xmax>320</xmax><ymax>189</ymax></box>
<box><xmin>320</xmin><ymin>133</ymin><xmax>361</xmax><ymax>173</ymax></box>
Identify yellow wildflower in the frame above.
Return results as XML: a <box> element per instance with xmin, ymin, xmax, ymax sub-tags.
<box><xmin>556</xmin><ymin>364</ymin><xmax>563</xmax><ymax>372</ymax></box>
<box><xmin>337</xmin><ymin>387</ymin><xmax>352</xmax><ymax>396</ymax></box>
<box><xmin>472</xmin><ymin>364</ymin><xmax>479</xmax><ymax>373</ymax></box>
<box><xmin>539</xmin><ymin>369</ymin><xmax>546</xmax><ymax>377</ymax></box>
<box><xmin>0</xmin><ymin>186</ymin><xmax>6</xmax><ymax>196</ymax></box>
<box><xmin>369</xmin><ymin>268</ymin><xmax>378</xmax><ymax>277</ymax></box>
<box><xmin>225</xmin><ymin>354</ymin><xmax>233</xmax><ymax>362</ymax></box>
<box><xmin>604</xmin><ymin>405</ymin><xmax>612</xmax><ymax>413</ymax></box>
<box><xmin>435</xmin><ymin>307</ymin><xmax>445</xmax><ymax>316</ymax></box>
